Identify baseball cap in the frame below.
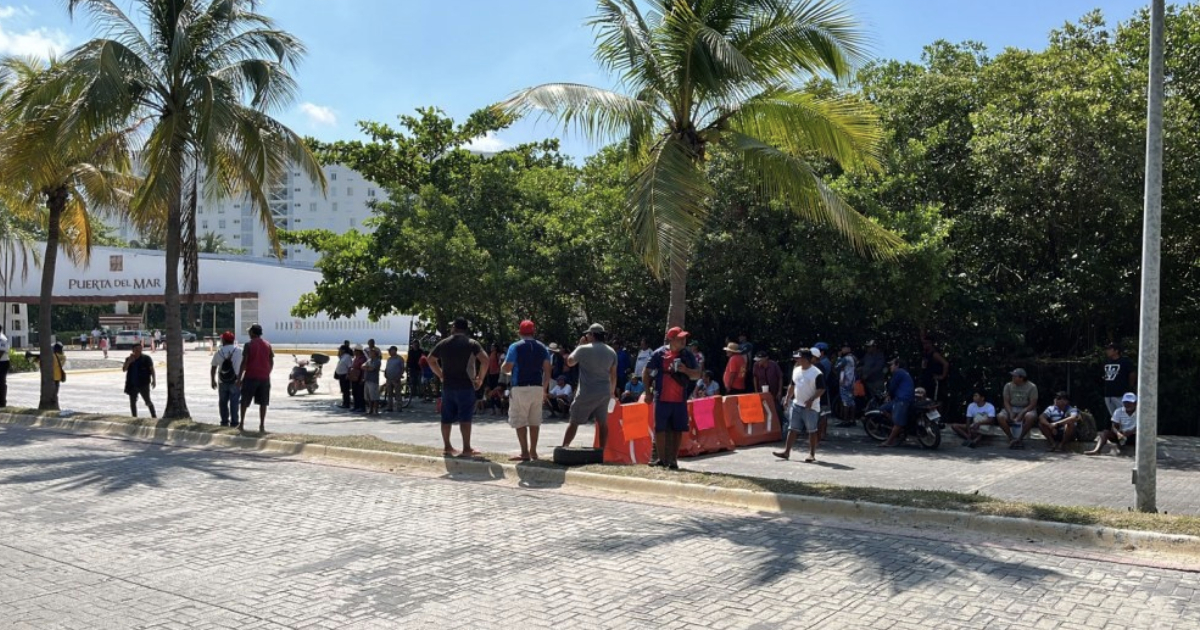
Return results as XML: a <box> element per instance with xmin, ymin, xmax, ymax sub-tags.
<box><xmin>586</xmin><ymin>323</ymin><xmax>606</xmax><ymax>334</ymax></box>
<box><xmin>353</xmin><ymin>344</ymin><xmax>363</xmax><ymax>351</ymax></box>
<box><xmin>792</xmin><ymin>349</ymin><xmax>813</xmax><ymax>360</ymax></box>
<box><xmin>865</xmin><ymin>340</ymin><xmax>877</xmax><ymax>347</ymax></box>
<box><xmin>666</xmin><ymin>327</ymin><xmax>689</xmax><ymax>340</ymax></box>
<box><xmin>753</xmin><ymin>350</ymin><xmax>768</xmax><ymax>361</ymax></box>
<box><xmin>220</xmin><ymin>331</ymin><xmax>235</xmax><ymax>343</ymax></box>
<box><xmin>519</xmin><ymin>320</ymin><xmax>536</xmax><ymax>335</ymax></box>
<box><xmin>815</xmin><ymin>342</ymin><xmax>829</xmax><ymax>351</ymax></box>
<box><xmin>1122</xmin><ymin>393</ymin><xmax>1138</xmax><ymax>403</ymax></box>
<box><xmin>810</xmin><ymin>346</ymin><xmax>822</xmax><ymax>359</ymax></box>
<box><xmin>1011</xmin><ymin>368</ymin><xmax>1028</xmax><ymax>378</ymax></box>
<box><xmin>548</xmin><ymin>342</ymin><xmax>561</xmax><ymax>352</ymax></box>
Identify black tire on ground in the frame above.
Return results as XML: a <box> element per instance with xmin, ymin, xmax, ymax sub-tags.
<box><xmin>862</xmin><ymin>411</ymin><xmax>890</xmax><ymax>442</ymax></box>
<box><xmin>916</xmin><ymin>419</ymin><xmax>942</xmax><ymax>450</ymax></box>
<box><xmin>287</xmin><ymin>383</ymin><xmax>297</xmax><ymax>397</ymax></box>
<box><xmin>553</xmin><ymin>446</ymin><xmax>604</xmax><ymax>466</ymax></box>
<box><xmin>306</xmin><ymin>384</ymin><xmax>317</xmax><ymax>394</ymax></box>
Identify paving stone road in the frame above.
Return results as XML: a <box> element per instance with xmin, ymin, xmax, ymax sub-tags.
<box><xmin>1</xmin><ymin>426</ymin><xmax>1198</xmax><ymax>629</ymax></box>
<box><xmin>7</xmin><ymin>350</ymin><xmax>1200</xmax><ymax>514</ymax></box>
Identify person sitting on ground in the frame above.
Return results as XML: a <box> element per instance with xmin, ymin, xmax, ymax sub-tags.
<box><xmin>997</xmin><ymin>368</ymin><xmax>1040</xmax><ymax>448</ymax></box>
<box><xmin>547</xmin><ymin>374</ymin><xmax>572</xmax><ymax>417</ymax></box>
<box><xmin>1039</xmin><ymin>391</ymin><xmax>1081</xmax><ymax>452</ymax></box>
<box><xmin>621</xmin><ymin>375</ymin><xmax>646</xmax><ymax>403</ymax></box>
<box><xmin>949</xmin><ymin>389</ymin><xmax>997</xmax><ymax>448</ymax></box>
<box><xmin>1086</xmin><ymin>392</ymin><xmax>1137</xmax><ymax>456</ymax></box>
<box><xmin>693</xmin><ymin>370</ymin><xmax>721</xmax><ymax>398</ymax></box>
<box><xmin>484</xmin><ymin>384</ymin><xmax>508</xmax><ymax>415</ymax></box>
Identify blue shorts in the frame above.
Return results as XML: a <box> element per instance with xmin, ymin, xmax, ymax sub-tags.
<box><xmin>881</xmin><ymin>400</ymin><xmax>911</xmax><ymax>427</ymax></box>
<box><xmin>655</xmin><ymin>402</ymin><xmax>689</xmax><ymax>433</ymax></box>
<box><xmin>441</xmin><ymin>387</ymin><xmax>476</xmax><ymax>424</ymax></box>
<box><xmin>789</xmin><ymin>405</ymin><xmax>820</xmax><ymax>433</ymax></box>
<box><xmin>839</xmin><ymin>385</ymin><xmax>854</xmax><ymax>407</ymax></box>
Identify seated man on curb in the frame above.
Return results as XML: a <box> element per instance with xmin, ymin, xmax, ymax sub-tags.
<box><xmin>693</xmin><ymin>370</ymin><xmax>721</xmax><ymax>399</ymax></box>
<box><xmin>949</xmin><ymin>389</ymin><xmax>996</xmax><ymax>448</ymax></box>
<box><xmin>547</xmin><ymin>374</ymin><xmax>573</xmax><ymax>417</ymax></box>
<box><xmin>621</xmin><ymin>375</ymin><xmax>645</xmax><ymax>403</ymax></box>
<box><xmin>1087</xmin><ymin>392</ymin><xmax>1137</xmax><ymax>456</ymax></box>
<box><xmin>1038</xmin><ymin>391</ymin><xmax>1081</xmax><ymax>452</ymax></box>
<box><xmin>997</xmin><ymin>368</ymin><xmax>1039</xmax><ymax>449</ymax></box>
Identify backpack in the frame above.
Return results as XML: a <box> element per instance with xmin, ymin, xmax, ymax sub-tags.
<box><xmin>218</xmin><ymin>348</ymin><xmax>237</xmax><ymax>383</ymax></box>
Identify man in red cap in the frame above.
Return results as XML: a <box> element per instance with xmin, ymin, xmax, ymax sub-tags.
<box><xmin>502</xmin><ymin>319</ymin><xmax>552</xmax><ymax>461</ymax></box>
<box><xmin>210</xmin><ymin>331</ymin><xmax>243</xmax><ymax>427</ymax></box>
<box><xmin>644</xmin><ymin>326</ymin><xmax>702</xmax><ymax>470</ymax></box>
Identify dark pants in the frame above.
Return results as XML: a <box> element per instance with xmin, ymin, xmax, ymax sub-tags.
<box><xmin>218</xmin><ymin>381</ymin><xmax>240</xmax><ymax>425</ymax></box>
<box><xmin>128</xmin><ymin>384</ymin><xmax>156</xmax><ymax>418</ymax></box>
<box><xmin>351</xmin><ymin>379</ymin><xmax>365</xmax><ymax>411</ymax></box>
<box><xmin>339</xmin><ymin>376</ymin><xmax>351</xmax><ymax>407</ymax></box>
<box><xmin>407</xmin><ymin>369</ymin><xmax>422</xmax><ymax>399</ymax></box>
<box><xmin>0</xmin><ymin>360</ymin><xmax>8</xmax><ymax>407</ymax></box>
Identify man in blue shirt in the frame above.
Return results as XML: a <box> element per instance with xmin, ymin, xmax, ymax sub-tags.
<box><xmin>1038</xmin><ymin>391</ymin><xmax>1081</xmax><ymax>452</ymax></box>
<box><xmin>502</xmin><ymin>319</ymin><xmax>552</xmax><ymax>462</ymax></box>
<box><xmin>880</xmin><ymin>357</ymin><xmax>915</xmax><ymax>447</ymax></box>
<box><xmin>621</xmin><ymin>375</ymin><xmax>646</xmax><ymax>403</ymax></box>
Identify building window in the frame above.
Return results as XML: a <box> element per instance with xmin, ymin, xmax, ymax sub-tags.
<box><xmin>11</xmin><ymin>304</ymin><xmax>19</xmax><ymax>314</ymax></box>
<box><xmin>368</xmin><ymin>189</ymin><xmax>376</xmax><ymax>198</ymax></box>
<box><xmin>347</xmin><ymin>187</ymin><xmax>353</xmax><ymax>196</ymax></box>
<box><xmin>12</xmin><ymin>320</ymin><xmax>20</xmax><ymax>330</ymax></box>
<box><xmin>331</xmin><ymin>187</ymin><xmax>337</xmax><ymax>197</ymax></box>
<box><xmin>309</xmin><ymin>203</ymin><xmax>317</xmax><ymax>212</ymax></box>
<box><xmin>202</xmin><ymin>220</ymin><xmax>209</xmax><ymax>229</ymax></box>
<box><xmin>330</xmin><ymin>172</ymin><xmax>337</xmax><ymax>181</ymax></box>
<box><xmin>294</xmin><ymin>203</ymin><xmax>301</xmax><ymax>207</ymax></box>
<box><xmin>218</xmin><ymin>207</ymin><xmax>225</xmax><ymax>214</ymax></box>
<box><xmin>332</xmin><ymin>203</ymin><xmax>338</xmax><ymax>212</ymax></box>
<box><xmin>350</xmin><ymin>218</ymin><xmax>356</xmax><ymax>227</ymax></box>
<box><xmin>294</xmin><ymin>219</ymin><xmax>302</xmax><ymax>223</ymax></box>
<box><xmin>233</xmin><ymin>219</ymin><xmax>240</xmax><ymax>224</ymax></box>
<box><xmin>294</xmin><ymin>188</ymin><xmax>301</xmax><ymax>192</ymax></box>
<box><xmin>219</xmin><ymin>220</ymin><xmax>226</xmax><ymax>229</ymax></box>
<box><xmin>233</xmin><ymin>234</ymin><xmax>240</xmax><ymax>239</ymax></box>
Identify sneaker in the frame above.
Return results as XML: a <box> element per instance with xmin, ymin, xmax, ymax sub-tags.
<box><xmin>220</xmin><ymin>422</ymin><xmax>230</xmax><ymax>427</ymax></box>
<box><xmin>648</xmin><ymin>459</ymin><xmax>662</xmax><ymax>468</ymax></box>
<box><xmin>667</xmin><ymin>463</ymin><xmax>680</xmax><ymax>471</ymax></box>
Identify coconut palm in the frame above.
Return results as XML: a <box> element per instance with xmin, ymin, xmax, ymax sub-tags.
<box><xmin>61</xmin><ymin>0</ymin><xmax>326</xmax><ymax>418</ymax></box>
<box><xmin>0</xmin><ymin>56</ymin><xmax>138</xmax><ymax>409</ymax></box>
<box><xmin>499</xmin><ymin>0</ymin><xmax>901</xmax><ymax>327</ymax></box>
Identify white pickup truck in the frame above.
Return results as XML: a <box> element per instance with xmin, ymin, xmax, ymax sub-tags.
<box><xmin>113</xmin><ymin>330</ymin><xmax>151</xmax><ymax>350</ymax></box>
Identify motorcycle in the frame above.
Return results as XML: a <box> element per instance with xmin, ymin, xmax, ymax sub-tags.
<box><xmin>861</xmin><ymin>396</ymin><xmax>943</xmax><ymax>449</ymax></box>
<box><xmin>287</xmin><ymin>353</ymin><xmax>328</xmax><ymax>396</ymax></box>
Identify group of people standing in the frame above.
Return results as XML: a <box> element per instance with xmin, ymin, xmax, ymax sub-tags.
<box><xmin>332</xmin><ymin>339</ymin><xmax>410</xmax><ymax>415</ymax></box>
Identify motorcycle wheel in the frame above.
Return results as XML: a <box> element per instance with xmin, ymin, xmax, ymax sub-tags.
<box><xmin>862</xmin><ymin>411</ymin><xmax>890</xmax><ymax>442</ymax></box>
<box><xmin>287</xmin><ymin>382</ymin><xmax>298</xmax><ymax>397</ymax></box>
<box><xmin>307</xmin><ymin>383</ymin><xmax>318</xmax><ymax>394</ymax></box>
<box><xmin>915</xmin><ymin>419</ymin><xmax>942</xmax><ymax>449</ymax></box>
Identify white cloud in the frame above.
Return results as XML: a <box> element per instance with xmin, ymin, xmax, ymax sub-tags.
<box><xmin>0</xmin><ymin>5</ymin><xmax>69</xmax><ymax>57</ymax></box>
<box><xmin>464</xmin><ymin>132</ymin><xmax>509</xmax><ymax>154</ymax></box>
<box><xmin>299</xmin><ymin>102</ymin><xmax>338</xmax><ymax>127</ymax></box>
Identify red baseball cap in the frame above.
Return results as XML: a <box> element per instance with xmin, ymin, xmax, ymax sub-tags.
<box><xmin>665</xmin><ymin>326</ymin><xmax>689</xmax><ymax>340</ymax></box>
<box><xmin>220</xmin><ymin>331</ymin><xmax>235</xmax><ymax>342</ymax></box>
<box><xmin>519</xmin><ymin>320</ymin><xmax>536</xmax><ymax>335</ymax></box>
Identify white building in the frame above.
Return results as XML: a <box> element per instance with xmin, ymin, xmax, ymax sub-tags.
<box><xmin>0</xmin><ymin>245</ymin><xmax>412</xmax><ymax>347</ymax></box>
<box><xmin>107</xmin><ymin>162</ymin><xmax>383</xmax><ymax>264</ymax></box>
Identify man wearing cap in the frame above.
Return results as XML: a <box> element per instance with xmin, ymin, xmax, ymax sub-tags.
<box><xmin>645</xmin><ymin>327</ymin><xmax>702</xmax><ymax>470</ymax></box>
<box><xmin>1087</xmin><ymin>393</ymin><xmax>1138</xmax><ymax>455</ymax></box>
<box><xmin>723</xmin><ymin>341</ymin><xmax>748</xmax><ymax>395</ymax></box>
<box><xmin>775</xmin><ymin>349</ymin><xmax>826</xmax><ymax>462</ymax></box>
<box><xmin>210</xmin><ymin>331</ymin><xmax>242</xmax><ymax>427</ymax></box>
<box><xmin>1038</xmin><ymin>391</ymin><xmax>1081</xmax><ymax>452</ymax></box>
<box><xmin>549</xmin><ymin>342</ymin><xmax>566</xmax><ymax>383</ymax></box>
<box><xmin>1102</xmin><ymin>343</ymin><xmax>1136</xmax><ymax>417</ymax></box>
<box><xmin>998</xmin><ymin>368</ymin><xmax>1039</xmax><ymax>448</ymax></box>
<box><xmin>564</xmin><ymin>323</ymin><xmax>618</xmax><ymax>451</ymax></box>
<box><xmin>428</xmin><ymin>317</ymin><xmax>489</xmax><ymax>457</ymax></box>
<box><xmin>237</xmin><ymin>323</ymin><xmax>274</xmax><ymax>433</ymax></box>
<box><xmin>503</xmin><ymin>319</ymin><xmax>552</xmax><ymax>461</ymax></box>
<box><xmin>752</xmin><ymin>350</ymin><xmax>783</xmax><ymax>405</ymax></box>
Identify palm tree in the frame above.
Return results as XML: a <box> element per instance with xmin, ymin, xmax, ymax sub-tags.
<box><xmin>61</xmin><ymin>0</ymin><xmax>326</xmax><ymax>418</ymax></box>
<box><xmin>499</xmin><ymin>0</ymin><xmax>901</xmax><ymax>327</ymax></box>
<box><xmin>0</xmin><ymin>57</ymin><xmax>138</xmax><ymax>409</ymax></box>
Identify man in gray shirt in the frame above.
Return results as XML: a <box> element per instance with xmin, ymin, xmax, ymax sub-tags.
<box><xmin>563</xmin><ymin>323</ymin><xmax>618</xmax><ymax>450</ymax></box>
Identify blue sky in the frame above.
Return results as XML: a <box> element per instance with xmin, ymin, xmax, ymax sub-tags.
<box><xmin>3</xmin><ymin>0</ymin><xmax>1149</xmax><ymax>159</ymax></box>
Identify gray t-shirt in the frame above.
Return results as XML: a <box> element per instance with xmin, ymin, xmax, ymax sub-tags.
<box><xmin>569</xmin><ymin>343</ymin><xmax>617</xmax><ymax>402</ymax></box>
<box><xmin>1004</xmin><ymin>381</ymin><xmax>1038</xmax><ymax>409</ymax></box>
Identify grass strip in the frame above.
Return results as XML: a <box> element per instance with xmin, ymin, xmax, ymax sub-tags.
<box><xmin>9</xmin><ymin>408</ymin><xmax>1200</xmax><ymax>538</ymax></box>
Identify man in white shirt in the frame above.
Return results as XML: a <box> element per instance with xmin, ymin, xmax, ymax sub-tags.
<box><xmin>633</xmin><ymin>338</ymin><xmax>652</xmax><ymax>380</ymax></box>
<box><xmin>547</xmin><ymin>374</ymin><xmax>573</xmax><ymax>418</ymax></box>
<box><xmin>1086</xmin><ymin>392</ymin><xmax>1137</xmax><ymax>456</ymax></box>
<box><xmin>774</xmin><ymin>349</ymin><xmax>826</xmax><ymax>463</ymax></box>
<box><xmin>209</xmin><ymin>331</ymin><xmax>243</xmax><ymax>427</ymax></box>
<box><xmin>1038</xmin><ymin>391</ymin><xmax>1081</xmax><ymax>452</ymax></box>
<box><xmin>950</xmin><ymin>390</ymin><xmax>997</xmax><ymax>448</ymax></box>
<box><xmin>0</xmin><ymin>325</ymin><xmax>10</xmax><ymax>408</ymax></box>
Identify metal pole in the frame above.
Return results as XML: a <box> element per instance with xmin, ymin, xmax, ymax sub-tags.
<box><xmin>1135</xmin><ymin>0</ymin><xmax>1165</xmax><ymax>513</ymax></box>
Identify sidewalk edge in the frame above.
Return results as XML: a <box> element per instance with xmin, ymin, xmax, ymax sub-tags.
<box><xmin>4</xmin><ymin>411</ymin><xmax>1197</xmax><ymax>562</ymax></box>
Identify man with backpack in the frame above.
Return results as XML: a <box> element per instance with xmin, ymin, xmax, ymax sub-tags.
<box><xmin>210</xmin><ymin>331</ymin><xmax>243</xmax><ymax>427</ymax></box>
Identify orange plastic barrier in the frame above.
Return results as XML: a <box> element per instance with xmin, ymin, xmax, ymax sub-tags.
<box><xmin>679</xmin><ymin>397</ymin><xmax>737</xmax><ymax>457</ymax></box>
<box><xmin>723</xmin><ymin>393</ymin><xmax>783</xmax><ymax>446</ymax></box>
<box><xmin>593</xmin><ymin>402</ymin><xmax>654</xmax><ymax>465</ymax></box>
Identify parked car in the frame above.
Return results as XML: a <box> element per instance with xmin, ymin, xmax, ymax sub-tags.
<box><xmin>180</xmin><ymin>330</ymin><xmax>198</xmax><ymax>343</ymax></box>
<box><xmin>114</xmin><ymin>330</ymin><xmax>151</xmax><ymax>350</ymax></box>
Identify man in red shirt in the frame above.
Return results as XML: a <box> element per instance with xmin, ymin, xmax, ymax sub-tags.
<box><xmin>723</xmin><ymin>342</ymin><xmax>748</xmax><ymax>395</ymax></box>
<box><xmin>237</xmin><ymin>323</ymin><xmax>275</xmax><ymax>433</ymax></box>
<box><xmin>644</xmin><ymin>327</ymin><xmax>702</xmax><ymax>470</ymax></box>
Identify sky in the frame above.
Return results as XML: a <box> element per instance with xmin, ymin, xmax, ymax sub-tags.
<box><xmin>2</xmin><ymin>0</ymin><xmax>1152</xmax><ymax>159</ymax></box>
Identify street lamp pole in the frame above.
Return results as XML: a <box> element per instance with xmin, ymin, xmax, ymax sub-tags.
<box><xmin>1135</xmin><ymin>0</ymin><xmax>1165</xmax><ymax>513</ymax></box>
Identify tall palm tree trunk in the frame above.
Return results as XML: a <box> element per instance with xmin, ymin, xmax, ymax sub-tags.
<box><xmin>37</xmin><ymin>187</ymin><xmax>67</xmax><ymax>410</ymax></box>
<box><xmin>163</xmin><ymin>190</ymin><xmax>189</xmax><ymax>419</ymax></box>
<box><xmin>666</xmin><ymin>256</ymin><xmax>688</xmax><ymax>329</ymax></box>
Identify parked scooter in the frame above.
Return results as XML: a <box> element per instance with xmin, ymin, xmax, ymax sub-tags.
<box><xmin>861</xmin><ymin>396</ymin><xmax>943</xmax><ymax>449</ymax></box>
<box><xmin>287</xmin><ymin>353</ymin><xmax>328</xmax><ymax>396</ymax></box>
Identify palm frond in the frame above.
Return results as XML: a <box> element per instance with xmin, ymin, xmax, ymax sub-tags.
<box><xmin>495</xmin><ymin>83</ymin><xmax>654</xmax><ymax>146</ymax></box>
<box><xmin>724</xmin><ymin>87</ymin><xmax>881</xmax><ymax>169</ymax></box>
<box><xmin>717</xmin><ymin>129</ymin><xmax>902</xmax><ymax>258</ymax></box>
<box><xmin>589</xmin><ymin>0</ymin><xmax>663</xmax><ymax>92</ymax></box>
<box><xmin>625</xmin><ymin>136</ymin><xmax>713</xmax><ymax>277</ymax></box>
<box><xmin>65</xmin><ymin>0</ymin><xmax>154</xmax><ymax>61</ymax></box>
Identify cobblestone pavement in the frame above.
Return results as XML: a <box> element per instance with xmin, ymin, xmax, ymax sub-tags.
<box><xmin>1</xmin><ymin>426</ymin><xmax>1197</xmax><ymax>629</ymax></box>
<box><xmin>7</xmin><ymin>350</ymin><xmax>1200</xmax><ymax>514</ymax></box>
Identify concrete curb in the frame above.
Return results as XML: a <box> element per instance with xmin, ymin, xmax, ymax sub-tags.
<box><xmin>3</xmin><ymin>411</ymin><xmax>1198</xmax><ymax>562</ymax></box>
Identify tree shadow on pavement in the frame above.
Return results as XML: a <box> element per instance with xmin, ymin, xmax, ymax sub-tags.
<box><xmin>0</xmin><ymin>427</ymin><xmax>249</xmax><ymax>494</ymax></box>
<box><xmin>567</xmin><ymin>510</ymin><xmax>1059</xmax><ymax>596</ymax></box>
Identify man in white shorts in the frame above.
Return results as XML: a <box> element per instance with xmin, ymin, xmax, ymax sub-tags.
<box><xmin>502</xmin><ymin>319</ymin><xmax>552</xmax><ymax>462</ymax></box>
